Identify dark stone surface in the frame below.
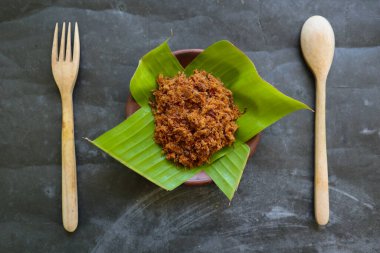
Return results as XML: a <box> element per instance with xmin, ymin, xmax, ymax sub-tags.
<box><xmin>0</xmin><ymin>0</ymin><xmax>379</xmax><ymax>252</ymax></box>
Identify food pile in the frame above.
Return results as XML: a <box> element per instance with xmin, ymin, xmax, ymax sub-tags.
<box><xmin>151</xmin><ymin>70</ymin><xmax>240</xmax><ymax>168</ymax></box>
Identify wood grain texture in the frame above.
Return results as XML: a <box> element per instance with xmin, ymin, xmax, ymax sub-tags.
<box><xmin>314</xmin><ymin>77</ymin><xmax>329</xmax><ymax>225</ymax></box>
<box><xmin>301</xmin><ymin>16</ymin><xmax>335</xmax><ymax>225</ymax></box>
<box><xmin>52</xmin><ymin>22</ymin><xmax>80</xmax><ymax>232</ymax></box>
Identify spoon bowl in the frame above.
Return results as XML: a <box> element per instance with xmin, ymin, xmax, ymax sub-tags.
<box><xmin>301</xmin><ymin>16</ymin><xmax>335</xmax><ymax>80</ymax></box>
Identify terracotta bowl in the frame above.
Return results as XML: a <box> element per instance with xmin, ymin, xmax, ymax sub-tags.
<box><xmin>126</xmin><ymin>49</ymin><xmax>261</xmax><ymax>186</ymax></box>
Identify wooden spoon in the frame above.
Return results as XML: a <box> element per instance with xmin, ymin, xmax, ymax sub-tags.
<box><xmin>301</xmin><ymin>15</ymin><xmax>335</xmax><ymax>225</ymax></box>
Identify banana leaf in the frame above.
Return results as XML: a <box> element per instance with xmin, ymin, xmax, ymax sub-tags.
<box><xmin>203</xmin><ymin>141</ymin><xmax>250</xmax><ymax>200</ymax></box>
<box><xmin>130</xmin><ymin>40</ymin><xmax>184</xmax><ymax>108</ymax></box>
<box><xmin>88</xmin><ymin>40</ymin><xmax>310</xmax><ymax>200</ymax></box>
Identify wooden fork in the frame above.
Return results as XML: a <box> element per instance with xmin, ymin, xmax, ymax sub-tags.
<box><xmin>51</xmin><ymin>22</ymin><xmax>80</xmax><ymax>232</ymax></box>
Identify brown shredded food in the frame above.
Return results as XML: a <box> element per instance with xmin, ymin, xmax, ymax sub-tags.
<box><xmin>151</xmin><ymin>70</ymin><xmax>240</xmax><ymax>168</ymax></box>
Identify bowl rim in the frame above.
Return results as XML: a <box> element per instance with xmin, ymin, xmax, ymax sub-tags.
<box><xmin>173</xmin><ymin>48</ymin><xmax>204</xmax><ymax>54</ymax></box>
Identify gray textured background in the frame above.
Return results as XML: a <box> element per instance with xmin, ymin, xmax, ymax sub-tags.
<box><xmin>1</xmin><ymin>0</ymin><xmax>379</xmax><ymax>252</ymax></box>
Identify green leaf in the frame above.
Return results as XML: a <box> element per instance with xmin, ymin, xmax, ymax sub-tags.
<box><xmin>89</xmin><ymin>40</ymin><xmax>311</xmax><ymax>200</ymax></box>
<box><xmin>130</xmin><ymin>40</ymin><xmax>184</xmax><ymax>107</ymax></box>
<box><xmin>88</xmin><ymin>108</ymin><xmax>202</xmax><ymax>190</ymax></box>
<box><xmin>203</xmin><ymin>141</ymin><xmax>250</xmax><ymax>200</ymax></box>
<box><xmin>185</xmin><ymin>40</ymin><xmax>311</xmax><ymax>142</ymax></box>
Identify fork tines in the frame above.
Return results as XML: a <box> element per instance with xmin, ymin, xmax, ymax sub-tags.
<box><xmin>52</xmin><ymin>22</ymin><xmax>80</xmax><ymax>63</ymax></box>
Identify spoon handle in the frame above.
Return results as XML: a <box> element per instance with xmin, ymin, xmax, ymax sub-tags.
<box><xmin>314</xmin><ymin>77</ymin><xmax>329</xmax><ymax>225</ymax></box>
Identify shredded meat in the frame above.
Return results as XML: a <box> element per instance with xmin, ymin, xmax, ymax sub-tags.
<box><xmin>151</xmin><ymin>70</ymin><xmax>240</xmax><ymax>168</ymax></box>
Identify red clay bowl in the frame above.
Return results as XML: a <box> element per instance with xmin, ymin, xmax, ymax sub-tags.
<box><xmin>126</xmin><ymin>49</ymin><xmax>261</xmax><ymax>186</ymax></box>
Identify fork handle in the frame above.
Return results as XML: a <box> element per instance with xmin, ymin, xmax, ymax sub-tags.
<box><xmin>61</xmin><ymin>93</ymin><xmax>78</xmax><ymax>232</ymax></box>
